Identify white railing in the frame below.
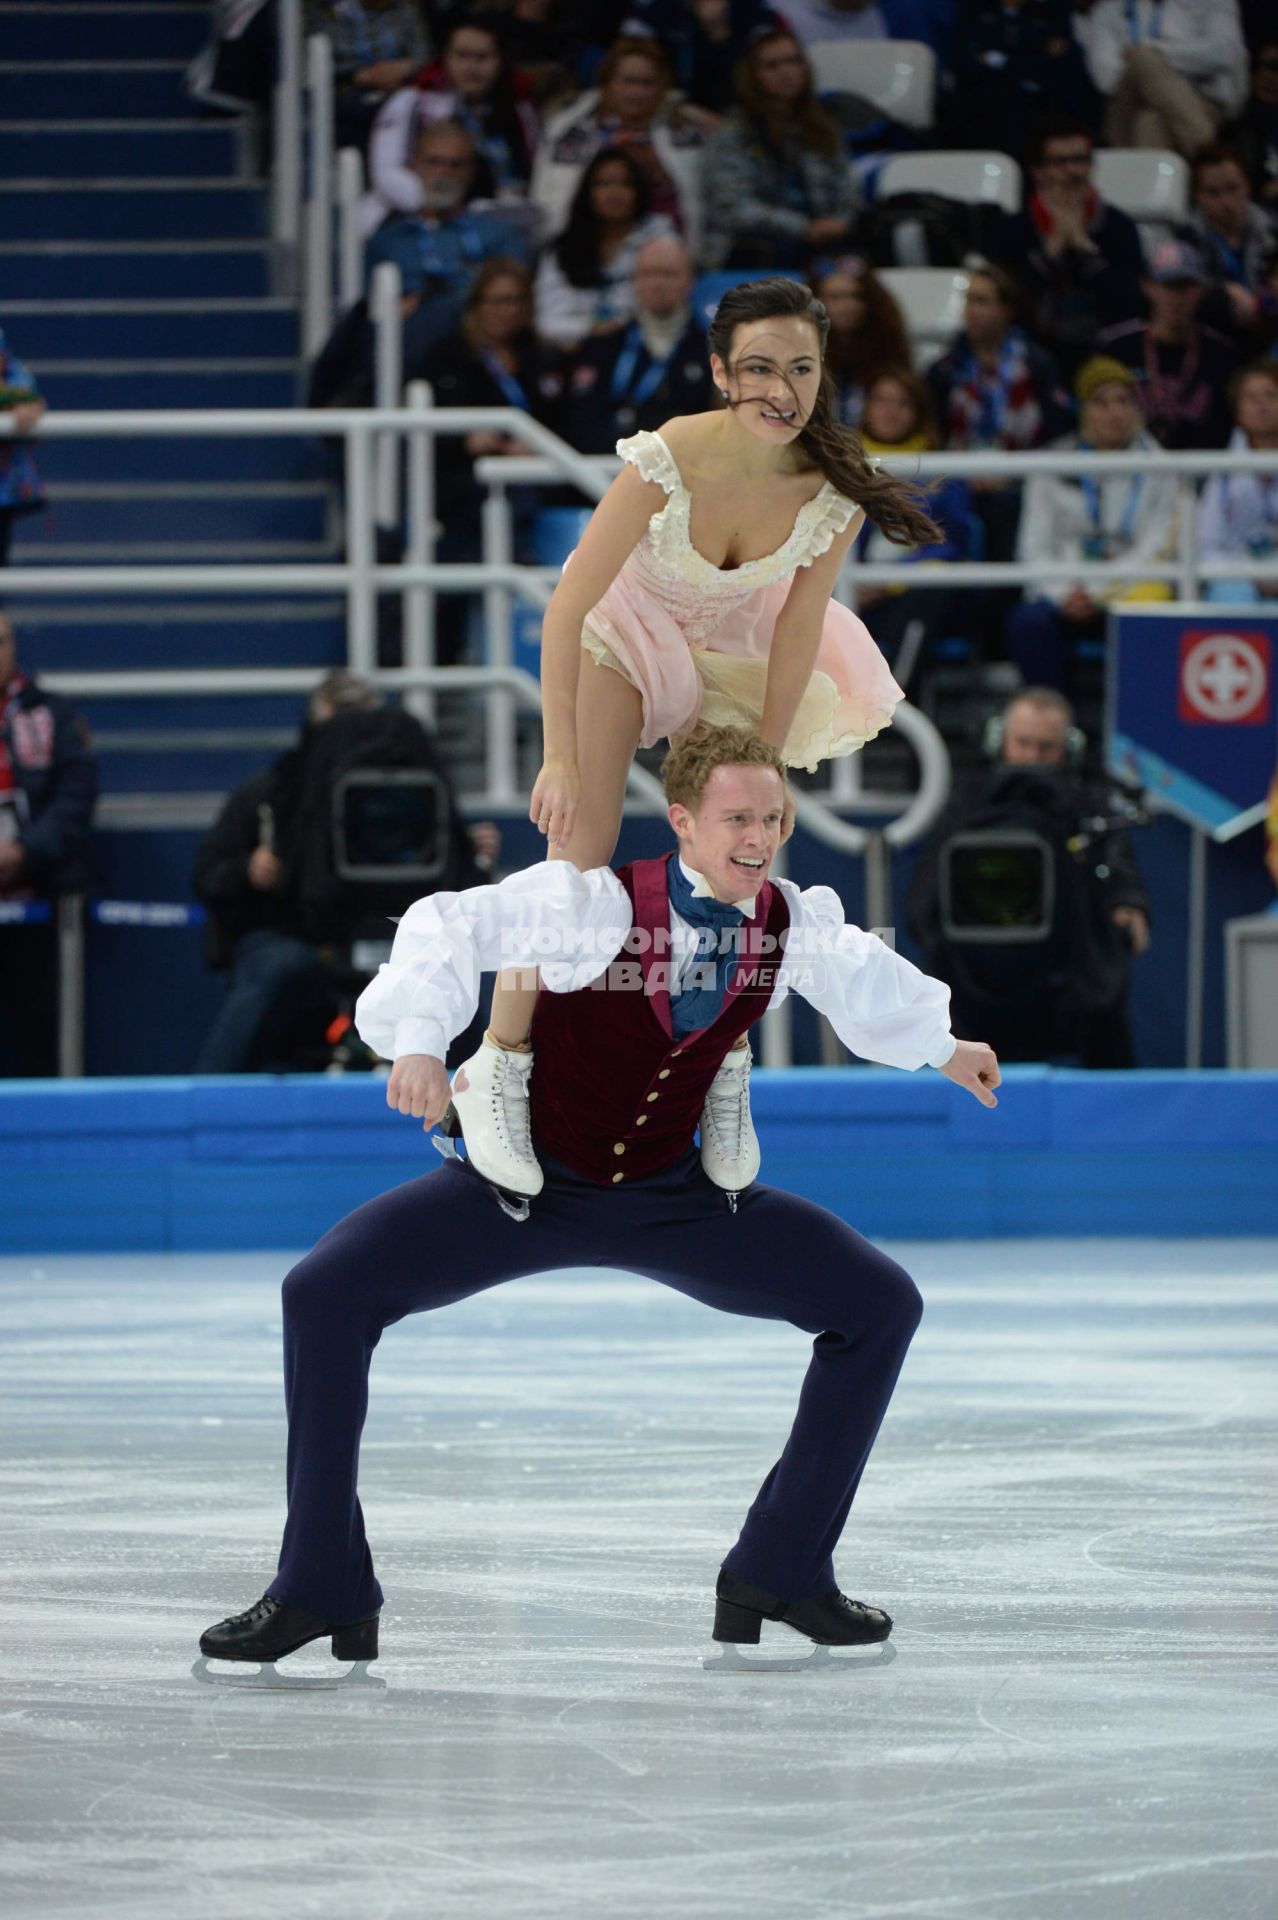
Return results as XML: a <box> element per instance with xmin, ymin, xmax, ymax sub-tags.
<box><xmin>270</xmin><ymin>0</ymin><xmax>303</xmax><ymax>259</ymax></box>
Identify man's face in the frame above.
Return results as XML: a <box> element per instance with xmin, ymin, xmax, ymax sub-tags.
<box><xmin>1002</xmin><ymin>700</ymin><xmax>1070</xmax><ymax>768</ymax></box>
<box><xmin>632</xmin><ymin>243</ymin><xmax>691</xmax><ymax>316</ymax></box>
<box><xmin>1195</xmin><ymin>161</ymin><xmax>1248</xmax><ymax>235</ymax></box>
<box><xmin>1033</xmin><ymin>135</ymin><xmax>1093</xmax><ymax>197</ymax></box>
<box><xmin>1146</xmin><ymin>275</ymin><xmax>1202</xmax><ymax>329</ymax></box>
<box><xmin>1237</xmin><ymin>371</ymin><xmax>1278</xmax><ymax>441</ymax></box>
<box><xmin>603</xmin><ymin>54</ymin><xmax>663</xmax><ymax>126</ymax></box>
<box><xmin>669</xmin><ymin>765</ymin><xmax>787</xmax><ymax>903</ymax></box>
<box><xmin>0</xmin><ymin>619</ymin><xmax>15</xmax><ymax>683</ymax></box>
<box><xmin>414</xmin><ymin>133</ymin><xmax>473</xmax><ymax>211</ymax></box>
<box><xmin>444</xmin><ymin>29</ymin><xmax>501</xmax><ymax>99</ymax></box>
<box><xmin>1083</xmin><ymin>380</ymin><xmax>1140</xmax><ymax>449</ymax></box>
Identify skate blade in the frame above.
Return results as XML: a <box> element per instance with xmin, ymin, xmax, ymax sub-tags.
<box><xmin>191</xmin><ymin>1655</ymin><xmax>385</xmax><ymax>1692</ymax></box>
<box><xmin>702</xmin><ymin>1638</ymin><xmax>896</xmax><ymax>1675</ymax></box>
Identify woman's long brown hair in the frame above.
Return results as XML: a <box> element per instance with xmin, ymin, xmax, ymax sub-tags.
<box><xmin>707</xmin><ymin>277</ymin><xmax>941</xmax><ymax>547</ymax></box>
<box><xmin>734</xmin><ymin>30</ymin><xmax>843</xmax><ymax>162</ymax></box>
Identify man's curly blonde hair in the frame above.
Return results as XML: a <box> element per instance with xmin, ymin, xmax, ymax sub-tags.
<box><xmin>661</xmin><ymin>724</ymin><xmax>789</xmax><ymax>813</ymax></box>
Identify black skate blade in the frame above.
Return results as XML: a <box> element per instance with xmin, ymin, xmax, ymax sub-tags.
<box><xmin>432</xmin><ymin>1105</ymin><xmax>531</xmax><ymax>1221</ymax></box>
<box><xmin>702</xmin><ymin>1637</ymin><xmax>896</xmax><ymax>1675</ymax></box>
<box><xmin>191</xmin><ymin>1655</ymin><xmax>386</xmax><ymax>1693</ymax></box>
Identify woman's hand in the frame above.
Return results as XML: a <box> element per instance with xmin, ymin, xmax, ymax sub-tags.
<box><xmin>386</xmin><ymin>1053</ymin><xmax>452</xmax><ymax>1130</ymax></box>
<box><xmin>530</xmin><ymin>756</ymin><xmax>581</xmax><ymax>850</ymax></box>
<box><xmin>10</xmin><ymin>401</ymin><xmax>43</xmax><ymax>435</ymax></box>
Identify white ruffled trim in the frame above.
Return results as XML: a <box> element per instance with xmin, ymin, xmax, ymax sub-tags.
<box><xmin>616</xmin><ymin>429</ymin><xmax>681</xmax><ymax>495</ymax></box>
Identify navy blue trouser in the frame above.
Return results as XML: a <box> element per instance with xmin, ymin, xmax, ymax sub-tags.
<box><xmin>268</xmin><ymin>1150</ymin><xmax>923</xmax><ymax>1622</ymax></box>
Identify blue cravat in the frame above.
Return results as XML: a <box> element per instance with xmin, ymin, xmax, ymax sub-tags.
<box><xmin>667</xmin><ymin>859</ymin><xmax>746</xmax><ymax>1038</ymax></box>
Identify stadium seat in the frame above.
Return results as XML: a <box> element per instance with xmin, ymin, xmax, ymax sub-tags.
<box><xmin>692</xmin><ymin>269</ymin><xmax>804</xmax><ymax>327</ymax></box>
<box><xmin>877</xmin><ymin>267</ymin><xmax>970</xmax><ymax>364</ymax></box>
<box><xmin>875</xmin><ymin>150</ymin><xmax>1022</xmax><ymax>214</ymax></box>
<box><xmin>808</xmin><ymin>39</ymin><xmax>937</xmax><ymax>131</ymax></box>
<box><xmin>1093</xmin><ymin>149</ymin><xmax>1189</xmax><ymax>222</ymax></box>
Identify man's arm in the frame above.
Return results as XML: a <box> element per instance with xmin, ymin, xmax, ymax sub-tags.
<box><xmin>15</xmin><ymin>704</ymin><xmax>98</xmax><ymax>885</ymax></box>
<box><xmin>354</xmin><ymin>860</ymin><xmax>630</xmax><ymax>1068</ymax></box>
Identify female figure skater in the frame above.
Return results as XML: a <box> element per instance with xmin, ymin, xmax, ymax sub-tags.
<box><xmin>450</xmin><ymin>275</ymin><xmax>940</xmax><ymax>1196</ymax></box>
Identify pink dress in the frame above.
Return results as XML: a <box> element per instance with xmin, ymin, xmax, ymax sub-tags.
<box><xmin>579</xmin><ymin>428</ymin><xmax>904</xmax><ymax>771</ymax></box>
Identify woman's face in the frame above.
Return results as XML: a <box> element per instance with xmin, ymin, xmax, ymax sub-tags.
<box><xmin>864</xmin><ymin>377</ymin><xmax>917</xmax><ymax>443</ymax></box>
<box><xmin>753</xmin><ymin>37</ymin><xmax>808</xmax><ymax>102</ymax></box>
<box><xmin>589</xmin><ymin>158</ymin><xmax>639</xmax><ymax>225</ymax></box>
<box><xmin>445</xmin><ymin>29</ymin><xmax>501</xmax><ymax>99</ymax></box>
<box><xmin>818</xmin><ymin>270</ymin><xmax>867</xmax><ymax>333</ymax></box>
<box><xmin>475</xmin><ymin>274</ymin><xmax>529</xmax><ymax>341</ymax></box>
<box><xmin>712</xmin><ymin>314</ymin><xmax>822</xmax><ymax>442</ymax></box>
<box><xmin>1083</xmin><ymin>381</ymin><xmax>1139</xmax><ymax>448</ymax></box>
<box><xmin>603</xmin><ymin>55</ymin><xmax>664</xmax><ymax>126</ymax></box>
<box><xmin>964</xmin><ymin>275</ymin><xmax>1010</xmax><ymax>341</ymax></box>
<box><xmin>1236</xmin><ymin>371</ymin><xmax>1278</xmax><ymax>442</ymax></box>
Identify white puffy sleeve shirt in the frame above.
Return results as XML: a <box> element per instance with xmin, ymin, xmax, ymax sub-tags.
<box><xmin>354</xmin><ymin>864</ymin><xmax>956</xmax><ymax>1073</ymax></box>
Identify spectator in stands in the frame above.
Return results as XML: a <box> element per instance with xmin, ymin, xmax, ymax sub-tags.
<box><xmin>194</xmin><ymin>671</ymin><xmax>497</xmax><ymax>1074</ymax></box>
<box><xmin>533</xmin><ymin>147</ymin><xmax>677</xmax><ymax>349</ymax></box>
<box><xmin>621</xmin><ymin>0</ymin><xmax>783</xmax><ymax>117</ymax></box>
<box><xmin>1078</xmin><ymin>0</ymin><xmax>1248</xmax><ymax>157</ymax></box>
<box><xmin>1189</xmin><ymin>143</ymin><xmax>1278</xmax><ymax>336</ymax></box>
<box><xmin>907</xmin><ymin>684</ymin><xmax>1151</xmax><ymax>1067</ymax></box>
<box><xmin>853</xmin><ymin>369</ymin><xmax>973</xmax><ymax>668</ymax></box>
<box><xmin>1198</xmin><ymin>360</ymin><xmax>1278</xmax><ymax>604</ymax></box>
<box><xmin>0</xmin><ymin>329</ymin><xmax>45</xmax><ymax>565</ymax></box>
<box><xmin>531</xmin><ymin>37</ymin><xmax>709</xmax><ymax>259</ymax></box>
<box><xmin>1097</xmin><ymin>236</ymin><xmax>1238</xmax><ymax>449</ymax></box>
<box><xmin>562</xmin><ymin>235</ymin><xmax>716</xmax><ymax>451</ymax></box>
<box><xmin>363</xmin><ymin>13</ymin><xmax>540</xmax><ymax>237</ymax></box>
<box><xmin>1006</xmin><ymin>356</ymin><xmax>1179</xmax><ymax>690</ymax></box>
<box><xmin>943</xmin><ymin>0</ymin><xmax>1099</xmax><ymax>160</ymax></box>
<box><xmin>414</xmin><ymin>259</ymin><xmax>567</xmax><ymax>665</ymax></box>
<box><xmin>485</xmin><ymin>0</ymin><xmax>589</xmax><ymax>106</ymax></box>
<box><xmin>1223</xmin><ymin>36</ymin><xmax>1278</xmax><ymax>218</ymax></box>
<box><xmin>812</xmin><ymin>256</ymin><xmax>912</xmax><ymax>426</ymax></box>
<box><xmin>311</xmin><ymin>0</ymin><xmax>430</xmax><ymax>151</ymax></box>
<box><xmin>364</xmin><ymin>119</ymin><xmax>530</xmax><ymax>367</ymax></box>
<box><xmin>0</xmin><ymin>610</ymin><xmax>98</xmax><ymax>1078</ymax></box>
<box><xmin>700</xmin><ymin>29</ymin><xmax>858</xmax><ymax>271</ymax></box>
<box><xmin>987</xmin><ymin>116</ymin><xmax>1144</xmax><ymax>377</ymax></box>
<box><xmin>769</xmin><ymin>0</ymin><xmax>955</xmax><ymax>62</ymax></box>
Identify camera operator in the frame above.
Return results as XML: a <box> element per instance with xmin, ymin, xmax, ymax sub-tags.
<box><xmin>908</xmin><ymin>688</ymin><xmax>1151</xmax><ymax>1067</ymax></box>
<box><xmin>193</xmin><ymin>670</ymin><xmax>497</xmax><ymax>1073</ymax></box>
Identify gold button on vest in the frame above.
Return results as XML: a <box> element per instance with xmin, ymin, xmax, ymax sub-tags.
<box><xmin>612</xmin><ymin>1171</ymin><xmax>624</xmax><ymax>1184</ymax></box>
<box><xmin>635</xmin><ymin>1114</ymin><xmax>647</xmax><ymax>1126</ymax></box>
<box><xmin>646</xmin><ymin>1091</ymin><xmax>659</xmax><ymax>1102</ymax></box>
<box><xmin>658</xmin><ymin>1069</ymin><xmax>670</xmax><ymax>1079</ymax></box>
<box><xmin>613</xmin><ymin>1142</ymin><xmax>625</xmax><ymax>1155</ymax></box>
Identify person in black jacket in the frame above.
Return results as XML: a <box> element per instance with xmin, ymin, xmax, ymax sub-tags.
<box><xmin>561</xmin><ymin>234</ymin><xmax>715</xmax><ymax>453</ymax></box>
<box><xmin>0</xmin><ymin>610</ymin><xmax>99</xmax><ymax>1076</ymax></box>
<box><xmin>987</xmin><ymin>116</ymin><xmax>1145</xmax><ymax>377</ymax></box>
<box><xmin>942</xmin><ymin>0</ymin><xmax>1099</xmax><ymax>161</ymax></box>
<box><xmin>907</xmin><ymin>686</ymin><xmax>1151</xmax><ymax>1067</ymax></box>
<box><xmin>193</xmin><ymin>670</ymin><xmax>496</xmax><ymax>1073</ymax></box>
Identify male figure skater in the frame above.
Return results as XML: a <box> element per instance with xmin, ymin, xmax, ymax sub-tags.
<box><xmin>199</xmin><ymin>727</ymin><xmax>999</xmax><ymax>1671</ymax></box>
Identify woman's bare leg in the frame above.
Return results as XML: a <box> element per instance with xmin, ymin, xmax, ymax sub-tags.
<box><xmin>487</xmin><ymin>661</ymin><xmax>644</xmax><ymax>1047</ymax></box>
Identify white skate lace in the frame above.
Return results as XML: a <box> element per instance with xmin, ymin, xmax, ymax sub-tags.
<box><xmin>491</xmin><ymin>1053</ymin><xmax>535</xmax><ymax>1163</ymax></box>
<box><xmin>704</xmin><ymin>1054</ymin><xmax>749</xmax><ymax>1158</ymax></box>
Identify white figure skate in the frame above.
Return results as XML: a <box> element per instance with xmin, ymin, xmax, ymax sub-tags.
<box><xmin>699</xmin><ymin>1041</ymin><xmax>760</xmax><ymax>1200</ymax></box>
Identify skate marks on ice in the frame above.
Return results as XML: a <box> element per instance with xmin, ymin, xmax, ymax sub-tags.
<box><xmin>2</xmin><ymin>1243</ymin><xmax>1278</xmax><ymax>1920</ymax></box>
<box><xmin>702</xmin><ymin>1636</ymin><xmax>898</xmax><ymax>1674</ymax></box>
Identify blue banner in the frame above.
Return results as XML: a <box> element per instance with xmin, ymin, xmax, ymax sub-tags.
<box><xmin>1108</xmin><ymin>609</ymin><xmax>1278</xmax><ymax>831</ymax></box>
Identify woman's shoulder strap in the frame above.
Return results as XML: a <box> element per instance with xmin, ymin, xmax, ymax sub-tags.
<box><xmin>616</xmin><ymin>429</ymin><xmax>683</xmax><ymax>495</ymax></box>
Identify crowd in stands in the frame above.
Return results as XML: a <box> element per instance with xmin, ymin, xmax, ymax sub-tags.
<box><xmin>289</xmin><ymin>0</ymin><xmax>1278</xmax><ymax>696</ymax></box>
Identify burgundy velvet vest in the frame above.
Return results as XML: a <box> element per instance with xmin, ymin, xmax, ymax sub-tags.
<box><xmin>528</xmin><ymin>853</ymin><xmax>791</xmax><ymax>1185</ymax></box>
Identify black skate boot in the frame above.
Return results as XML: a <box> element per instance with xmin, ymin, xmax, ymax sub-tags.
<box><xmin>194</xmin><ymin>1594</ymin><xmax>383</xmax><ymax>1690</ymax></box>
<box><xmin>705</xmin><ymin>1571</ymin><xmax>893</xmax><ymax>1672</ymax></box>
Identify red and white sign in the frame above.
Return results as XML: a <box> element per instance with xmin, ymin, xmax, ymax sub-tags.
<box><xmin>1178</xmin><ymin>630</ymin><xmax>1271</xmax><ymax>726</ymax></box>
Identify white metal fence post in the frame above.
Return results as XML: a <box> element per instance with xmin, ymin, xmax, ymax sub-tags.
<box><xmin>482</xmin><ymin>478</ymin><xmax>519</xmax><ymax>803</ymax></box>
<box><xmin>271</xmin><ymin>0</ymin><xmax>303</xmax><ymax>259</ymax></box>
<box><xmin>344</xmin><ymin>419</ymin><xmax>376</xmax><ymax>674</ymax></box>
<box><xmin>404</xmin><ymin>379</ymin><xmax>436</xmax><ymax>727</ymax></box>
<box><xmin>302</xmin><ymin>32</ymin><xmax>334</xmax><ymax>359</ymax></box>
<box><xmin>370</xmin><ymin>262</ymin><xmax>403</xmax><ymax>532</ymax></box>
<box><xmin>335</xmin><ymin>145</ymin><xmax>365</xmax><ymax>314</ymax></box>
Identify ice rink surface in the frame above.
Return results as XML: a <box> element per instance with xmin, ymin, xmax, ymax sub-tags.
<box><xmin>1</xmin><ymin>1238</ymin><xmax>1276</xmax><ymax>1920</ymax></box>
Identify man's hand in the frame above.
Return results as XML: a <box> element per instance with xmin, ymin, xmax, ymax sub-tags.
<box><xmin>0</xmin><ymin>839</ymin><xmax>27</xmax><ymax>887</ymax></box>
<box><xmin>386</xmin><ymin>1053</ymin><xmax>451</xmax><ymax>1130</ymax></box>
<box><xmin>1112</xmin><ymin>905</ymin><xmax>1150</xmax><ymax>955</ymax></box>
<box><xmin>1062</xmin><ymin>585</ymin><xmax>1099</xmax><ymax>623</ymax></box>
<box><xmin>938</xmin><ymin>1039</ymin><xmax>1001</xmax><ymax>1108</ymax></box>
<box><xmin>247</xmin><ymin>845</ymin><xmax>284</xmax><ymax>892</ymax></box>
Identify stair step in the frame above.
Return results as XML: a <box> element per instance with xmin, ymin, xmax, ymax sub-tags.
<box><xmin>29</xmin><ymin>363</ymin><xmax>301</xmax><ymax>408</ymax></box>
<box><xmin>0</xmin><ymin>121</ymin><xmax>241</xmax><ymax>178</ymax></box>
<box><xmin>0</xmin><ymin>301</ymin><xmax>299</xmax><ymax>360</ymax></box>
<box><xmin>18</xmin><ymin>601</ymin><xmax>348</xmax><ymax>670</ymax></box>
<box><xmin>0</xmin><ymin>242</ymin><xmax>275</xmax><ymax>300</ymax></box>
<box><xmin>79</xmin><ymin>693</ymin><xmax>307</xmax><ymax>732</ymax></box>
<box><xmin>10</xmin><ymin>535</ymin><xmax>338</xmax><ymax>564</ymax></box>
<box><xmin>33</xmin><ymin>433</ymin><xmax>325</xmax><ymax>486</ymax></box>
<box><xmin>5</xmin><ymin>181</ymin><xmax>267</xmax><ymax>241</ymax></box>
<box><xmin>95</xmin><ymin>744</ymin><xmax>302</xmax><ymax>795</ymax></box>
<box><xmin>0</xmin><ymin>6</ymin><xmax>210</xmax><ymax>63</ymax></box>
<box><xmin>17</xmin><ymin>484</ymin><xmax>332</xmax><ymax>547</ymax></box>
<box><xmin>0</xmin><ymin>61</ymin><xmax>193</xmax><ymax>119</ymax></box>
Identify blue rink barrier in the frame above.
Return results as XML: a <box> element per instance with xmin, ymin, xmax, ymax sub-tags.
<box><xmin>3</xmin><ymin>1068</ymin><xmax>1277</xmax><ymax>1252</ymax></box>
